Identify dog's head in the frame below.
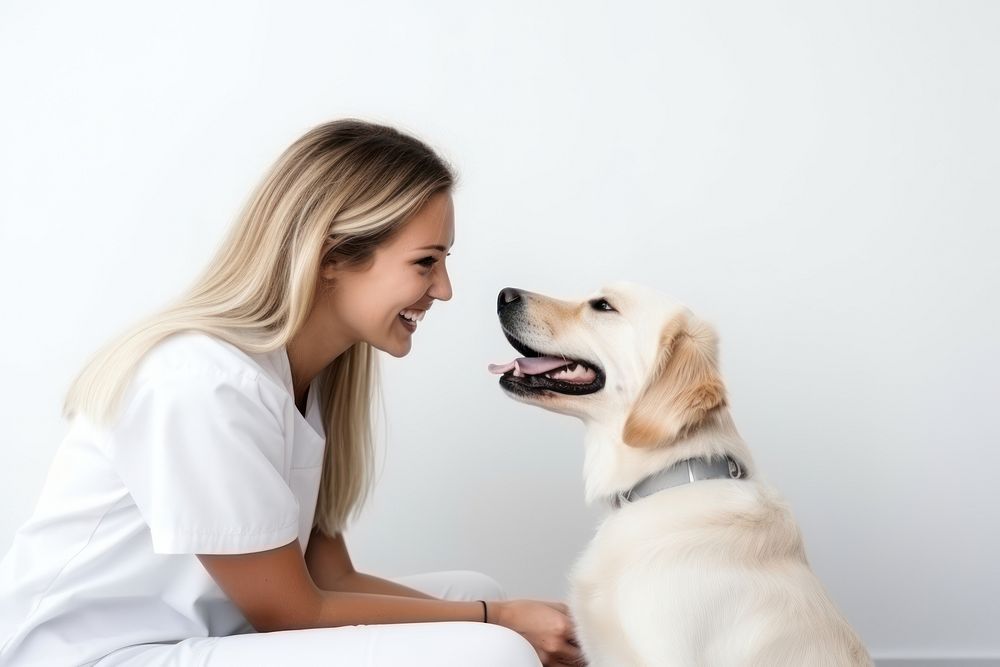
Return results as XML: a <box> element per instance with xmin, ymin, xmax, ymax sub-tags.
<box><xmin>489</xmin><ymin>282</ymin><xmax>727</xmax><ymax>449</ymax></box>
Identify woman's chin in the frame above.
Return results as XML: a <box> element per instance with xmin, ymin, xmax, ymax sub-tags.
<box><xmin>366</xmin><ymin>319</ymin><xmax>416</xmax><ymax>357</ymax></box>
<box><xmin>386</xmin><ymin>344</ymin><xmax>411</xmax><ymax>358</ymax></box>
<box><xmin>371</xmin><ymin>336</ymin><xmax>412</xmax><ymax>358</ymax></box>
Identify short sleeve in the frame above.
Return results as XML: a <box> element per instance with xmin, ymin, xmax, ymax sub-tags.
<box><xmin>107</xmin><ymin>368</ymin><xmax>300</xmax><ymax>555</ymax></box>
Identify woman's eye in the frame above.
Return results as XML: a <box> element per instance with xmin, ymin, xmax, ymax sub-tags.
<box><xmin>416</xmin><ymin>253</ymin><xmax>449</xmax><ymax>270</ymax></box>
<box><xmin>590</xmin><ymin>298</ymin><xmax>616</xmax><ymax>312</ymax></box>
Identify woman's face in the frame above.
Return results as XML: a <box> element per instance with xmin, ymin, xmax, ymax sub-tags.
<box><xmin>319</xmin><ymin>191</ymin><xmax>455</xmax><ymax>358</ymax></box>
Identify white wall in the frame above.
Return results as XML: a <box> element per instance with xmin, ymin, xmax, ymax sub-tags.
<box><xmin>2</xmin><ymin>0</ymin><xmax>998</xmax><ymax>661</ymax></box>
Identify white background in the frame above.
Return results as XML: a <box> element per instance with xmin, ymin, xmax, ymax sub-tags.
<box><xmin>1</xmin><ymin>1</ymin><xmax>998</xmax><ymax>662</ymax></box>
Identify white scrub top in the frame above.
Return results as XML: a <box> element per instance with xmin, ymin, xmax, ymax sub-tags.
<box><xmin>0</xmin><ymin>331</ymin><xmax>328</xmax><ymax>666</ymax></box>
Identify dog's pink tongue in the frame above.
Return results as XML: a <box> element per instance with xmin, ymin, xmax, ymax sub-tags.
<box><xmin>488</xmin><ymin>356</ymin><xmax>571</xmax><ymax>377</ymax></box>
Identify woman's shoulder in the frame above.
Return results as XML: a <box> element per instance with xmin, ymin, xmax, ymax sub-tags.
<box><xmin>133</xmin><ymin>331</ymin><xmax>290</xmax><ymax>399</ymax></box>
<box><xmin>86</xmin><ymin>332</ymin><xmax>297</xmax><ymax>450</ymax></box>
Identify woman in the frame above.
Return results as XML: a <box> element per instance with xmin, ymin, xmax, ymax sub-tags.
<box><xmin>0</xmin><ymin>120</ymin><xmax>583</xmax><ymax>666</ymax></box>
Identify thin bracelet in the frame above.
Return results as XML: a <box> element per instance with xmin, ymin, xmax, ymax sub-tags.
<box><xmin>478</xmin><ymin>599</ymin><xmax>488</xmax><ymax>623</ymax></box>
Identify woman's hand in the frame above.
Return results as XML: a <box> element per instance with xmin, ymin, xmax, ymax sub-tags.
<box><xmin>490</xmin><ymin>599</ymin><xmax>586</xmax><ymax>666</ymax></box>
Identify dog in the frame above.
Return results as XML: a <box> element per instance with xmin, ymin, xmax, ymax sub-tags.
<box><xmin>489</xmin><ymin>282</ymin><xmax>872</xmax><ymax>667</ymax></box>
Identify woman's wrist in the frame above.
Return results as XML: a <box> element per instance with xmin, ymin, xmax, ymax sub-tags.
<box><xmin>477</xmin><ymin>599</ymin><xmax>501</xmax><ymax>624</ymax></box>
<box><xmin>486</xmin><ymin>599</ymin><xmax>506</xmax><ymax>626</ymax></box>
<box><xmin>476</xmin><ymin>600</ymin><xmax>497</xmax><ymax>623</ymax></box>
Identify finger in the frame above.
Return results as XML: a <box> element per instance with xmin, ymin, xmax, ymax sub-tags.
<box><xmin>554</xmin><ymin>641</ymin><xmax>585</xmax><ymax>665</ymax></box>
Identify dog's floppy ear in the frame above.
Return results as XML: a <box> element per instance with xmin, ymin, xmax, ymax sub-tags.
<box><xmin>622</xmin><ymin>313</ymin><xmax>727</xmax><ymax>448</ymax></box>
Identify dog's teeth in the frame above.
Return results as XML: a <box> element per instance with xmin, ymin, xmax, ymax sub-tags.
<box><xmin>548</xmin><ymin>367</ymin><xmax>572</xmax><ymax>380</ymax></box>
<box><xmin>543</xmin><ymin>362</ymin><xmax>597</xmax><ymax>384</ymax></box>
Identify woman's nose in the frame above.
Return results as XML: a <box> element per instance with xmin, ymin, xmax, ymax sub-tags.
<box><xmin>430</xmin><ymin>264</ymin><xmax>453</xmax><ymax>301</ymax></box>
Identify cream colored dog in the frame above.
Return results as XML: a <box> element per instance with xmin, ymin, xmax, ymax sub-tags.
<box><xmin>489</xmin><ymin>282</ymin><xmax>872</xmax><ymax>667</ymax></box>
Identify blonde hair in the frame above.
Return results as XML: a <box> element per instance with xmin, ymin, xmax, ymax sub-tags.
<box><xmin>63</xmin><ymin>119</ymin><xmax>456</xmax><ymax>535</ymax></box>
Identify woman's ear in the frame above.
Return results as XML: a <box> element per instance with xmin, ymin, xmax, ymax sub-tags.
<box><xmin>319</xmin><ymin>239</ymin><xmax>340</xmax><ymax>281</ymax></box>
<box><xmin>622</xmin><ymin>313</ymin><xmax>727</xmax><ymax>448</ymax></box>
<box><xmin>320</xmin><ymin>259</ymin><xmax>339</xmax><ymax>282</ymax></box>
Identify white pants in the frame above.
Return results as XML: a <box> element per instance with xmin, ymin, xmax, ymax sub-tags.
<box><xmin>94</xmin><ymin>570</ymin><xmax>542</xmax><ymax>666</ymax></box>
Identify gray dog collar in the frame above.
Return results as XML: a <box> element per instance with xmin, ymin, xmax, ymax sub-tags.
<box><xmin>611</xmin><ymin>456</ymin><xmax>747</xmax><ymax>509</ymax></box>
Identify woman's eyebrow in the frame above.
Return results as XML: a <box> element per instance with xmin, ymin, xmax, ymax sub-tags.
<box><xmin>416</xmin><ymin>245</ymin><xmax>449</xmax><ymax>252</ymax></box>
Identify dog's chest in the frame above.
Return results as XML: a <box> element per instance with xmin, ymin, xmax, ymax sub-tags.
<box><xmin>567</xmin><ymin>517</ymin><xmax>656</xmax><ymax>667</ymax></box>
<box><xmin>566</xmin><ymin>499</ymin><xmax>723</xmax><ymax>667</ymax></box>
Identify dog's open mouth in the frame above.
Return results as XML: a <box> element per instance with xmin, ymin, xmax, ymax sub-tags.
<box><xmin>488</xmin><ymin>329</ymin><xmax>605</xmax><ymax>396</ymax></box>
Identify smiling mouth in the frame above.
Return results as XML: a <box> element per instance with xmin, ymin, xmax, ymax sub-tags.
<box><xmin>398</xmin><ymin>308</ymin><xmax>425</xmax><ymax>332</ymax></box>
<box><xmin>488</xmin><ymin>328</ymin><xmax>605</xmax><ymax>396</ymax></box>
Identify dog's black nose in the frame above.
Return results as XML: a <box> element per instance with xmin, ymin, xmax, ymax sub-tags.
<box><xmin>497</xmin><ymin>287</ymin><xmax>522</xmax><ymax>314</ymax></box>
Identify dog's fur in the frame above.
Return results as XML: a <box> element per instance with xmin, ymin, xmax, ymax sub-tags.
<box><xmin>493</xmin><ymin>282</ymin><xmax>872</xmax><ymax>667</ymax></box>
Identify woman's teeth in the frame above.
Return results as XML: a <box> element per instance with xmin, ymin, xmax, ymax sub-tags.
<box><xmin>399</xmin><ymin>309</ymin><xmax>425</xmax><ymax>328</ymax></box>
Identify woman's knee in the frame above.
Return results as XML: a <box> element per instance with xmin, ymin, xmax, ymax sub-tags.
<box><xmin>397</xmin><ymin>569</ymin><xmax>508</xmax><ymax>601</ymax></box>
<box><xmin>459</xmin><ymin>622</ymin><xmax>541</xmax><ymax>667</ymax></box>
<box><xmin>444</xmin><ymin>569</ymin><xmax>508</xmax><ymax>601</ymax></box>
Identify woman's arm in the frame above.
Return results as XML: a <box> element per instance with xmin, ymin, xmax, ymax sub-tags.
<box><xmin>303</xmin><ymin>528</ymin><xmax>434</xmax><ymax>599</ymax></box>
<box><xmin>199</xmin><ymin>539</ymin><xmax>481</xmax><ymax>632</ymax></box>
<box><xmin>198</xmin><ymin>539</ymin><xmax>585</xmax><ymax>665</ymax></box>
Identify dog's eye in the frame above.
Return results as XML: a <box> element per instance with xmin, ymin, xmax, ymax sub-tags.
<box><xmin>590</xmin><ymin>298</ymin><xmax>616</xmax><ymax>312</ymax></box>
